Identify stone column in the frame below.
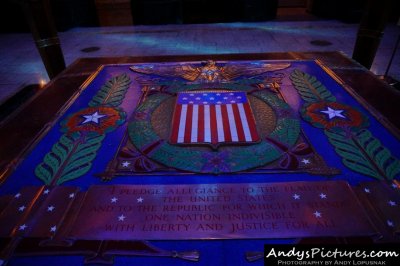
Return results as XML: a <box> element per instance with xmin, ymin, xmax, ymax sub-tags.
<box><xmin>352</xmin><ymin>0</ymin><xmax>392</xmax><ymax>69</ymax></box>
<box><xmin>18</xmin><ymin>0</ymin><xmax>66</xmax><ymax>79</ymax></box>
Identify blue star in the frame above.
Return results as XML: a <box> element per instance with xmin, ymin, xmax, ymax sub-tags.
<box><xmin>313</xmin><ymin>211</ymin><xmax>322</xmax><ymax>218</ymax></box>
<box><xmin>320</xmin><ymin>107</ymin><xmax>346</xmax><ymax>120</ymax></box>
<box><xmin>81</xmin><ymin>111</ymin><xmax>106</xmax><ymax>124</ymax></box>
<box><xmin>387</xmin><ymin>220</ymin><xmax>394</xmax><ymax>227</ymax></box>
<box><xmin>319</xmin><ymin>193</ymin><xmax>327</xmax><ymax>199</ymax></box>
<box><xmin>19</xmin><ymin>224</ymin><xmax>28</xmax><ymax>231</ymax></box>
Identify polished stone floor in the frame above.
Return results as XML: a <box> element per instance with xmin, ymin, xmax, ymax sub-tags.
<box><xmin>0</xmin><ymin>19</ymin><xmax>399</xmax><ymax>105</ymax></box>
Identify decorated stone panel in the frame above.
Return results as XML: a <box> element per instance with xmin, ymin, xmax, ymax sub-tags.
<box><xmin>1</xmin><ymin>60</ymin><xmax>399</xmax><ymax>187</ymax></box>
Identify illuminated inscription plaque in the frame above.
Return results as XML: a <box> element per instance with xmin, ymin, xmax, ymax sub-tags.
<box><xmin>69</xmin><ymin>181</ymin><xmax>376</xmax><ymax>240</ymax></box>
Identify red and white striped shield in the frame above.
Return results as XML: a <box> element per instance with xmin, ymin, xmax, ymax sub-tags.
<box><xmin>170</xmin><ymin>91</ymin><xmax>260</xmax><ymax>146</ymax></box>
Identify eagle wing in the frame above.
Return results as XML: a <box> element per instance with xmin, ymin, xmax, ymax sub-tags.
<box><xmin>220</xmin><ymin>63</ymin><xmax>291</xmax><ymax>80</ymax></box>
<box><xmin>130</xmin><ymin>64</ymin><xmax>202</xmax><ymax>81</ymax></box>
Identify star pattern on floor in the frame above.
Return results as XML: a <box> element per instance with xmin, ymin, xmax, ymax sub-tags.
<box><xmin>320</xmin><ymin>107</ymin><xmax>346</xmax><ymax>119</ymax></box>
<box><xmin>81</xmin><ymin>111</ymin><xmax>106</xmax><ymax>124</ymax></box>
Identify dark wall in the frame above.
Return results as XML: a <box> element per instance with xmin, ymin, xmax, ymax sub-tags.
<box><xmin>1</xmin><ymin>0</ymin><xmax>276</xmax><ymax>32</ymax></box>
<box><xmin>0</xmin><ymin>0</ymin><xmax>98</xmax><ymax>33</ymax></box>
<box><xmin>131</xmin><ymin>0</ymin><xmax>183</xmax><ymax>25</ymax></box>
<box><xmin>0</xmin><ymin>1</ymin><xmax>30</xmax><ymax>33</ymax></box>
<box><xmin>388</xmin><ymin>1</ymin><xmax>400</xmax><ymax>22</ymax></box>
<box><xmin>1</xmin><ymin>0</ymin><xmax>398</xmax><ymax>33</ymax></box>
<box><xmin>242</xmin><ymin>0</ymin><xmax>279</xmax><ymax>22</ymax></box>
<box><xmin>50</xmin><ymin>0</ymin><xmax>98</xmax><ymax>31</ymax></box>
<box><xmin>308</xmin><ymin>0</ymin><xmax>367</xmax><ymax>23</ymax></box>
<box><xmin>308</xmin><ymin>0</ymin><xmax>399</xmax><ymax>23</ymax></box>
<box><xmin>131</xmin><ymin>0</ymin><xmax>279</xmax><ymax>25</ymax></box>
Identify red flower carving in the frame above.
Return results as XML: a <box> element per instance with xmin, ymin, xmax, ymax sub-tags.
<box><xmin>62</xmin><ymin>106</ymin><xmax>126</xmax><ymax>134</ymax></box>
<box><xmin>302</xmin><ymin>102</ymin><xmax>368</xmax><ymax>130</ymax></box>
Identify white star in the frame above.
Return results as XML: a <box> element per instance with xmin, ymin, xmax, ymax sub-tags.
<box><xmin>118</xmin><ymin>214</ymin><xmax>126</xmax><ymax>221</ymax></box>
<box><xmin>50</xmin><ymin>226</ymin><xmax>57</xmax><ymax>232</ymax></box>
<box><xmin>189</xmin><ymin>93</ymin><xmax>194</xmax><ymax>96</ymax></box>
<box><xmin>364</xmin><ymin>188</ymin><xmax>371</xmax><ymax>193</ymax></box>
<box><xmin>43</xmin><ymin>189</ymin><xmax>50</xmax><ymax>195</ymax></box>
<box><xmin>230</xmin><ymin>100</ymin><xmax>236</xmax><ymax>103</ymax></box>
<box><xmin>223</xmin><ymin>97</ymin><xmax>228</xmax><ymax>100</ymax></box>
<box><xmin>216</xmin><ymin>93</ymin><xmax>221</xmax><ymax>96</ymax></box>
<box><xmin>387</xmin><ymin>220</ymin><xmax>395</xmax><ymax>227</ymax></box>
<box><xmin>189</xmin><ymin>101</ymin><xmax>194</xmax><ymax>104</ymax></box>
<box><xmin>111</xmin><ymin>197</ymin><xmax>118</xmax><ymax>203</ymax></box>
<box><xmin>392</xmin><ymin>183</ymin><xmax>398</xmax><ymax>189</ymax></box>
<box><xmin>319</xmin><ymin>193</ymin><xmax>327</xmax><ymax>199</ymax></box>
<box><xmin>209</xmin><ymin>97</ymin><xmax>215</xmax><ymax>100</ymax></box>
<box><xmin>320</xmin><ymin>107</ymin><xmax>346</xmax><ymax>120</ymax></box>
<box><xmin>229</xmin><ymin>93</ymin><xmax>234</xmax><ymax>96</ymax></box>
<box><xmin>236</xmin><ymin>96</ymin><xmax>242</xmax><ymax>99</ymax></box>
<box><xmin>388</xmin><ymin>200</ymin><xmax>397</xmax><ymax>207</ymax></box>
<box><xmin>137</xmin><ymin>197</ymin><xmax>144</xmax><ymax>203</ymax></box>
<box><xmin>121</xmin><ymin>161</ymin><xmax>131</xmax><ymax>168</ymax></box>
<box><xmin>182</xmin><ymin>97</ymin><xmax>188</xmax><ymax>100</ymax></box>
<box><xmin>203</xmin><ymin>102</ymin><xmax>208</xmax><ymax>104</ymax></box>
<box><xmin>47</xmin><ymin>205</ymin><xmax>55</xmax><ymax>212</ymax></box>
<box><xmin>301</xmin><ymin>158</ymin><xmax>310</xmax><ymax>165</ymax></box>
<box><xmin>19</xmin><ymin>224</ymin><xmax>27</xmax><ymax>231</ymax></box>
<box><xmin>14</xmin><ymin>193</ymin><xmax>21</xmax><ymax>198</ymax></box>
<box><xmin>313</xmin><ymin>211</ymin><xmax>322</xmax><ymax>218</ymax></box>
<box><xmin>69</xmin><ymin>193</ymin><xmax>75</xmax><ymax>198</ymax></box>
<box><xmin>195</xmin><ymin>97</ymin><xmax>201</xmax><ymax>100</ymax></box>
<box><xmin>202</xmin><ymin>93</ymin><xmax>208</xmax><ymax>96</ymax></box>
<box><xmin>81</xmin><ymin>111</ymin><xmax>106</xmax><ymax>124</ymax></box>
<box><xmin>18</xmin><ymin>205</ymin><xmax>26</xmax><ymax>212</ymax></box>
<box><xmin>293</xmin><ymin>194</ymin><xmax>300</xmax><ymax>200</ymax></box>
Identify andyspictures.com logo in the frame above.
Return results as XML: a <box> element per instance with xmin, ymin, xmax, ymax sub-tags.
<box><xmin>265</xmin><ymin>247</ymin><xmax>399</xmax><ymax>260</ymax></box>
<box><xmin>264</xmin><ymin>245</ymin><xmax>400</xmax><ymax>266</ymax></box>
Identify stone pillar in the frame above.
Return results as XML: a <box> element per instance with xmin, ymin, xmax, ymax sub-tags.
<box><xmin>18</xmin><ymin>0</ymin><xmax>66</xmax><ymax>79</ymax></box>
<box><xmin>352</xmin><ymin>0</ymin><xmax>392</xmax><ymax>69</ymax></box>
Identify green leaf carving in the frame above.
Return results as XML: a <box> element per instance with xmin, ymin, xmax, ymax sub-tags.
<box><xmin>290</xmin><ymin>69</ymin><xmax>336</xmax><ymax>102</ymax></box>
<box><xmin>89</xmin><ymin>73</ymin><xmax>131</xmax><ymax>107</ymax></box>
<box><xmin>325</xmin><ymin>129</ymin><xmax>400</xmax><ymax>180</ymax></box>
<box><xmin>35</xmin><ymin>132</ymin><xmax>105</xmax><ymax>185</ymax></box>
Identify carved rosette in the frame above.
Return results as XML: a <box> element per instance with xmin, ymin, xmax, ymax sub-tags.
<box><xmin>302</xmin><ymin>101</ymin><xmax>368</xmax><ymax>131</ymax></box>
<box><xmin>62</xmin><ymin>106</ymin><xmax>126</xmax><ymax>134</ymax></box>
